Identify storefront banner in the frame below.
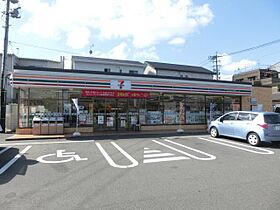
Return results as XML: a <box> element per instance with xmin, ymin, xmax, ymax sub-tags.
<box><xmin>82</xmin><ymin>89</ymin><xmax>150</xmax><ymax>99</ymax></box>
<box><xmin>72</xmin><ymin>98</ymin><xmax>80</xmax><ymax>115</ymax></box>
<box><xmin>110</xmin><ymin>80</ymin><xmax>131</xmax><ymax>90</ymax></box>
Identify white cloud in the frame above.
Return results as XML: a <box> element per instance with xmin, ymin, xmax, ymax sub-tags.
<box><xmin>133</xmin><ymin>47</ymin><xmax>159</xmax><ymax>61</ymax></box>
<box><xmin>92</xmin><ymin>42</ymin><xmax>129</xmax><ymax>60</ymax></box>
<box><xmin>19</xmin><ymin>0</ymin><xmax>213</xmax><ymax>49</ymax></box>
<box><xmin>218</xmin><ymin>53</ymin><xmax>257</xmax><ymax>80</ymax></box>
<box><xmin>168</xmin><ymin>37</ymin><xmax>186</xmax><ymax>45</ymax></box>
<box><xmin>66</xmin><ymin>27</ymin><xmax>91</xmax><ymax>49</ymax></box>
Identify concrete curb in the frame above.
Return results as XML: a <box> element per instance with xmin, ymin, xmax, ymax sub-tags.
<box><xmin>5</xmin><ymin>131</ymin><xmax>208</xmax><ymax>141</ymax></box>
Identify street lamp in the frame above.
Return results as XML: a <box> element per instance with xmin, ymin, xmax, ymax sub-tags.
<box><xmin>1</xmin><ymin>0</ymin><xmax>21</xmax><ymax>132</ymax></box>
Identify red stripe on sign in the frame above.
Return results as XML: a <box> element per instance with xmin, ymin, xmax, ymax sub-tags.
<box><xmin>82</xmin><ymin>89</ymin><xmax>150</xmax><ymax>98</ymax></box>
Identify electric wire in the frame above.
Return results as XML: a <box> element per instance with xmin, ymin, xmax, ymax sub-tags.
<box><xmin>10</xmin><ymin>40</ymin><xmax>82</xmax><ymax>55</ymax></box>
<box><xmin>227</xmin><ymin>38</ymin><xmax>280</xmax><ymax>56</ymax></box>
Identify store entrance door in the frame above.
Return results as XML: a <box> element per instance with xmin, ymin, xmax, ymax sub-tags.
<box><xmin>116</xmin><ymin>99</ymin><xmax>128</xmax><ymax>131</ymax></box>
<box><xmin>93</xmin><ymin>98</ymin><xmax>139</xmax><ymax>132</ymax></box>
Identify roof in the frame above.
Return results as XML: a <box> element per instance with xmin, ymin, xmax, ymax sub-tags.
<box><xmin>72</xmin><ymin>56</ymin><xmax>144</xmax><ymax>67</ymax></box>
<box><xmin>145</xmin><ymin>61</ymin><xmax>214</xmax><ymax>75</ymax></box>
<box><xmin>13</xmin><ymin>65</ymin><xmax>250</xmax><ymax>86</ymax></box>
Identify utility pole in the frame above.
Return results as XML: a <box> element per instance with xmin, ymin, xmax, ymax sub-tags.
<box><xmin>1</xmin><ymin>0</ymin><xmax>20</xmax><ymax>132</ymax></box>
<box><xmin>209</xmin><ymin>52</ymin><xmax>222</xmax><ymax>80</ymax></box>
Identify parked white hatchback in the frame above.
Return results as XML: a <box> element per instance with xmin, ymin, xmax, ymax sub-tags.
<box><xmin>208</xmin><ymin>111</ymin><xmax>280</xmax><ymax>146</ymax></box>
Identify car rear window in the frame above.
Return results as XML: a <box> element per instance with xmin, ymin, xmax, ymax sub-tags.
<box><xmin>264</xmin><ymin>114</ymin><xmax>280</xmax><ymax>124</ymax></box>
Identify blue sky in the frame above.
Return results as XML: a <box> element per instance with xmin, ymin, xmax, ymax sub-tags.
<box><xmin>1</xmin><ymin>0</ymin><xmax>280</xmax><ymax>80</ymax></box>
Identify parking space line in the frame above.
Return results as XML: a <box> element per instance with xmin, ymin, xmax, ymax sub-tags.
<box><xmin>199</xmin><ymin>137</ymin><xmax>274</xmax><ymax>155</ymax></box>
<box><xmin>95</xmin><ymin>142</ymin><xmax>138</xmax><ymax>169</ymax></box>
<box><xmin>144</xmin><ymin>150</ymin><xmax>161</xmax><ymax>154</ymax></box>
<box><xmin>0</xmin><ymin>146</ymin><xmax>32</xmax><ymax>175</ymax></box>
<box><xmin>153</xmin><ymin>140</ymin><xmax>216</xmax><ymax>160</ymax></box>
<box><xmin>143</xmin><ymin>156</ymin><xmax>189</xmax><ymax>163</ymax></box>
<box><xmin>0</xmin><ymin>146</ymin><xmax>11</xmax><ymax>155</ymax></box>
<box><xmin>144</xmin><ymin>153</ymin><xmax>175</xmax><ymax>158</ymax></box>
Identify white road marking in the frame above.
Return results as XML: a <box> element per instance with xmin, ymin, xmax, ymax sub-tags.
<box><xmin>0</xmin><ymin>146</ymin><xmax>32</xmax><ymax>175</ymax></box>
<box><xmin>144</xmin><ymin>150</ymin><xmax>161</xmax><ymax>154</ymax></box>
<box><xmin>96</xmin><ymin>142</ymin><xmax>138</xmax><ymax>169</ymax></box>
<box><xmin>143</xmin><ymin>156</ymin><xmax>189</xmax><ymax>163</ymax></box>
<box><xmin>0</xmin><ymin>147</ymin><xmax>11</xmax><ymax>155</ymax></box>
<box><xmin>199</xmin><ymin>137</ymin><xmax>274</xmax><ymax>155</ymax></box>
<box><xmin>153</xmin><ymin>140</ymin><xmax>216</xmax><ymax>160</ymax></box>
<box><xmin>143</xmin><ymin>147</ymin><xmax>189</xmax><ymax>164</ymax></box>
<box><xmin>0</xmin><ymin>140</ymin><xmax>94</xmax><ymax>147</ymax></box>
<box><xmin>37</xmin><ymin>150</ymin><xmax>88</xmax><ymax>164</ymax></box>
<box><xmin>144</xmin><ymin>153</ymin><xmax>175</xmax><ymax>158</ymax></box>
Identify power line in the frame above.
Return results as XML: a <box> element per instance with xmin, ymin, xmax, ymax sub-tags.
<box><xmin>227</xmin><ymin>38</ymin><xmax>280</xmax><ymax>56</ymax></box>
<box><xmin>10</xmin><ymin>40</ymin><xmax>82</xmax><ymax>55</ymax></box>
<box><xmin>199</xmin><ymin>38</ymin><xmax>280</xmax><ymax>66</ymax></box>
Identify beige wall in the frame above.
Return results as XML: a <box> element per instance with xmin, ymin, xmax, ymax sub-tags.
<box><xmin>242</xmin><ymin>86</ymin><xmax>272</xmax><ymax>111</ymax></box>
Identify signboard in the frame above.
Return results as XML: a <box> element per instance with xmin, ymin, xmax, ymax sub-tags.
<box><xmin>111</xmin><ymin>80</ymin><xmax>131</xmax><ymax>90</ymax></box>
<box><xmin>82</xmin><ymin>89</ymin><xmax>150</xmax><ymax>99</ymax></box>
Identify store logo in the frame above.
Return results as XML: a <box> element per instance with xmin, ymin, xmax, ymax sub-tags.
<box><xmin>111</xmin><ymin>80</ymin><xmax>131</xmax><ymax>90</ymax></box>
<box><xmin>118</xmin><ymin>80</ymin><xmax>125</xmax><ymax>89</ymax></box>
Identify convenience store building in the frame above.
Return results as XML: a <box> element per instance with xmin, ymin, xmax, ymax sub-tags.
<box><xmin>10</xmin><ymin>64</ymin><xmax>263</xmax><ymax>135</ymax></box>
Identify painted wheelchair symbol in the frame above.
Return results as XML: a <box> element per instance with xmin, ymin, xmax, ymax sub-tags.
<box><xmin>37</xmin><ymin>150</ymin><xmax>88</xmax><ymax>164</ymax></box>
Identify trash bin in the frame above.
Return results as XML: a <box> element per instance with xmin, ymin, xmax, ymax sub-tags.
<box><xmin>49</xmin><ymin>117</ymin><xmax>57</xmax><ymax>135</ymax></box>
<box><xmin>56</xmin><ymin>117</ymin><xmax>64</xmax><ymax>134</ymax></box>
<box><xmin>41</xmin><ymin>117</ymin><xmax>49</xmax><ymax>135</ymax></box>
<box><xmin>32</xmin><ymin>116</ymin><xmax>41</xmax><ymax>135</ymax></box>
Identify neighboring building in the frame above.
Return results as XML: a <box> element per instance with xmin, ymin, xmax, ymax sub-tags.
<box><xmin>0</xmin><ymin>54</ymin><xmax>64</xmax><ymax>131</ymax></box>
<box><xmin>72</xmin><ymin>56</ymin><xmax>144</xmax><ymax>74</ymax></box>
<box><xmin>0</xmin><ymin>54</ymin><xmax>64</xmax><ymax>104</ymax></box>
<box><xmin>232</xmin><ymin>68</ymin><xmax>279</xmax><ymax>108</ymax></box>
<box><xmin>144</xmin><ymin>61</ymin><xmax>214</xmax><ymax>80</ymax></box>
<box><xmin>232</xmin><ymin>68</ymin><xmax>278</xmax><ymax>85</ymax></box>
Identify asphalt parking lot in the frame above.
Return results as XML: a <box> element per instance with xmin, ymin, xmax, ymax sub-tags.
<box><xmin>1</xmin><ymin>134</ymin><xmax>280</xmax><ymax>210</ymax></box>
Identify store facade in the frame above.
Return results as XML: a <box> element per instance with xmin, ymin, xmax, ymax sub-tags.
<box><xmin>12</xmin><ymin>66</ymin><xmax>252</xmax><ymax>134</ymax></box>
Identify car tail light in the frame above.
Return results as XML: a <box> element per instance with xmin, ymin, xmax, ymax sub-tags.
<box><xmin>258</xmin><ymin>124</ymin><xmax>268</xmax><ymax>129</ymax></box>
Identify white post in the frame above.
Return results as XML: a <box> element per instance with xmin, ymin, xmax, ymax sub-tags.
<box><xmin>72</xmin><ymin>98</ymin><xmax>81</xmax><ymax>137</ymax></box>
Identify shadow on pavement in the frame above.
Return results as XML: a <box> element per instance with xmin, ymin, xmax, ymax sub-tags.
<box><xmin>0</xmin><ymin>147</ymin><xmax>38</xmax><ymax>185</ymax></box>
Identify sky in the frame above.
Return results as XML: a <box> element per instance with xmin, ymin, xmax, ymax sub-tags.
<box><xmin>1</xmin><ymin>0</ymin><xmax>280</xmax><ymax>80</ymax></box>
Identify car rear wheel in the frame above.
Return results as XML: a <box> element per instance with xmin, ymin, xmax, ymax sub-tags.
<box><xmin>247</xmin><ymin>132</ymin><xmax>260</xmax><ymax>146</ymax></box>
<box><xmin>210</xmin><ymin>127</ymin><xmax>219</xmax><ymax>138</ymax></box>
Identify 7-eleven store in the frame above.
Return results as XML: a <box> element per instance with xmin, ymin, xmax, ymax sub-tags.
<box><xmin>11</xmin><ymin>66</ymin><xmax>252</xmax><ymax>135</ymax></box>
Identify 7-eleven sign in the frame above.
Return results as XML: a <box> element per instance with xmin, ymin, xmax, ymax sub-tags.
<box><xmin>111</xmin><ymin>80</ymin><xmax>131</xmax><ymax>90</ymax></box>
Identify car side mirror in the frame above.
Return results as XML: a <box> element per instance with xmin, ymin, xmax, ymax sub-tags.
<box><xmin>220</xmin><ymin>118</ymin><xmax>224</xmax><ymax>123</ymax></box>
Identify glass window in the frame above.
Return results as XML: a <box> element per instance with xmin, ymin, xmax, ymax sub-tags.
<box><xmin>19</xmin><ymin>88</ymin><xmax>29</xmax><ymax>99</ymax></box>
<box><xmin>146</xmin><ymin>93</ymin><xmax>163</xmax><ymax>125</ymax></box>
<box><xmin>185</xmin><ymin>95</ymin><xmax>205</xmax><ymax>124</ymax></box>
<box><xmin>224</xmin><ymin>96</ymin><xmax>241</xmax><ymax>112</ymax></box>
<box><xmin>250</xmin><ymin>114</ymin><xmax>258</xmax><ymax>120</ymax></box>
<box><xmin>222</xmin><ymin>113</ymin><xmax>237</xmax><ymax>121</ymax></box>
<box><xmin>206</xmin><ymin>96</ymin><xmax>223</xmax><ymax>122</ymax></box>
<box><xmin>78</xmin><ymin>99</ymin><xmax>93</xmax><ymax>126</ymax></box>
<box><xmin>163</xmin><ymin>94</ymin><xmax>184</xmax><ymax>124</ymax></box>
<box><xmin>19</xmin><ymin>99</ymin><xmax>29</xmax><ymax>128</ymax></box>
<box><xmin>264</xmin><ymin>114</ymin><xmax>280</xmax><ymax>124</ymax></box>
<box><xmin>237</xmin><ymin>113</ymin><xmax>251</xmax><ymax>121</ymax></box>
<box><xmin>30</xmin><ymin>88</ymin><xmax>62</xmax><ymax>99</ymax></box>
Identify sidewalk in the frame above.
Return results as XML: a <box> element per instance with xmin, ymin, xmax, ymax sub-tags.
<box><xmin>4</xmin><ymin>129</ymin><xmax>208</xmax><ymax>141</ymax></box>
